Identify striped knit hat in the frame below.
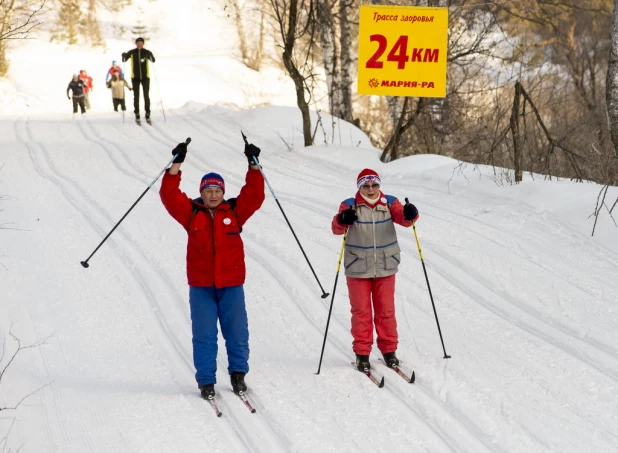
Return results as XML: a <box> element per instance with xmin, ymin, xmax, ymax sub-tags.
<box><xmin>200</xmin><ymin>172</ymin><xmax>225</xmax><ymax>194</ymax></box>
<box><xmin>356</xmin><ymin>168</ymin><xmax>381</xmax><ymax>189</ymax></box>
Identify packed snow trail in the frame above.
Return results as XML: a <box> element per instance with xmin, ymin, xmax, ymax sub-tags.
<box><xmin>1</xmin><ymin>108</ymin><xmax>617</xmax><ymax>453</ymax></box>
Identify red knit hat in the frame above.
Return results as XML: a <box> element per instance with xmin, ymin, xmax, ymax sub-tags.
<box><xmin>200</xmin><ymin>172</ymin><xmax>225</xmax><ymax>194</ymax></box>
<box><xmin>356</xmin><ymin>168</ymin><xmax>381</xmax><ymax>189</ymax></box>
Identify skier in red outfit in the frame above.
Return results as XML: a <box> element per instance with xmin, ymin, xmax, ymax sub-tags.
<box><xmin>331</xmin><ymin>168</ymin><xmax>419</xmax><ymax>372</ymax></box>
<box><xmin>79</xmin><ymin>69</ymin><xmax>93</xmax><ymax>110</ymax></box>
<box><xmin>159</xmin><ymin>140</ymin><xmax>265</xmax><ymax>400</ymax></box>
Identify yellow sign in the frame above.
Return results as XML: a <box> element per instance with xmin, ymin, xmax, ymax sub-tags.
<box><xmin>357</xmin><ymin>5</ymin><xmax>448</xmax><ymax>98</ymax></box>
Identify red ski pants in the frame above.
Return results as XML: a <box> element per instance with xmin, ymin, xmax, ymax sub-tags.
<box><xmin>346</xmin><ymin>275</ymin><xmax>398</xmax><ymax>355</ymax></box>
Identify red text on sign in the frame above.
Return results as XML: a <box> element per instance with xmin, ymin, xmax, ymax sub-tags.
<box><xmin>380</xmin><ymin>80</ymin><xmax>435</xmax><ymax>88</ymax></box>
<box><xmin>366</xmin><ymin>34</ymin><xmax>439</xmax><ymax>69</ymax></box>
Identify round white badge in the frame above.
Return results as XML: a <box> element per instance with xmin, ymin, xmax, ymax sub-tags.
<box><xmin>381</xmin><ymin>197</ymin><xmax>387</xmax><ymax>204</ymax></box>
<box><xmin>223</xmin><ymin>218</ymin><xmax>231</xmax><ymax>225</ymax></box>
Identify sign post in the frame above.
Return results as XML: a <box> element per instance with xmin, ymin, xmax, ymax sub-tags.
<box><xmin>357</xmin><ymin>6</ymin><xmax>449</xmax><ymax>98</ymax></box>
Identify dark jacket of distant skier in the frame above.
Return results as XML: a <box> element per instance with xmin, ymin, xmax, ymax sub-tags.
<box><xmin>121</xmin><ymin>37</ymin><xmax>156</xmax><ymax>119</ymax></box>
<box><xmin>67</xmin><ymin>78</ymin><xmax>86</xmax><ymax>98</ymax></box>
<box><xmin>122</xmin><ymin>47</ymin><xmax>155</xmax><ymax>80</ymax></box>
<box><xmin>66</xmin><ymin>77</ymin><xmax>87</xmax><ymax>114</ymax></box>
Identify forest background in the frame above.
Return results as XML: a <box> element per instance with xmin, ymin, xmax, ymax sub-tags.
<box><xmin>2</xmin><ymin>0</ymin><xmax>618</xmax><ymax>191</ymax></box>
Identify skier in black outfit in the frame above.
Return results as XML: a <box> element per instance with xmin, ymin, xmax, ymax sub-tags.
<box><xmin>121</xmin><ymin>37</ymin><xmax>156</xmax><ymax>122</ymax></box>
<box><xmin>67</xmin><ymin>74</ymin><xmax>86</xmax><ymax>114</ymax></box>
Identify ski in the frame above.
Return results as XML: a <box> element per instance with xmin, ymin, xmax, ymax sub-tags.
<box><xmin>351</xmin><ymin>362</ymin><xmax>385</xmax><ymax>388</ymax></box>
<box><xmin>203</xmin><ymin>395</ymin><xmax>223</xmax><ymax>417</ymax></box>
<box><xmin>135</xmin><ymin>120</ymin><xmax>141</xmax><ymax>126</ymax></box>
<box><xmin>146</xmin><ymin>119</ymin><xmax>152</xmax><ymax>125</ymax></box>
<box><xmin>235</xmin><ymin>391</ymin><xmax>257</xmax><ymax>413</ymax></box>
<box><xmin>378</xmin><ymin>358</ymin><xmax>415</xmax><ymax>383</ymax></box>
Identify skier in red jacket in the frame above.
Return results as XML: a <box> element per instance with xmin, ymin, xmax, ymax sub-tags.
<box><xmin>160</xmin><ymin>140</ymin><xmax>265</xmax><ymax>400</ymax></box>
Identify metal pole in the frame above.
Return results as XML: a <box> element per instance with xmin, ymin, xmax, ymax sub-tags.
<box><xmin>315</xmin><ymin>228</ymin><xmax>348</xmax><ymax>374</ymax></box>
<box><xmin>406</xmin><ymin>197</ymin><xmax>451</xmax><ymax>359</ymax></box>
<box><xmin>80</xmin><ymin>137</ymin><xmax>191</xmax><ymax>268</ymax></box>
<box><xmin>242</xmin><ymin>131</ymin><xmax>329</xmax><ymax>298</ymax></box>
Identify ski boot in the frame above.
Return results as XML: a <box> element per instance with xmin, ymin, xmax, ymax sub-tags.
<box><xmin>230</xmin><ymin>372</ymin><xmax>248</xmax><ymax>395</ymax></box>
<box><xmin>200</xmin><ymin>383</ymin><xmax>215</xmax><ymax>399</ymax></box>
<box><xmin>382</xmin><ymin>352</ymin><xmax>400</xmax><ymax>369</ymax></box>
<box><xmin>355</xmin><ymin>354</ymin><xmax>371</xmax><ymax>372</ymax></box>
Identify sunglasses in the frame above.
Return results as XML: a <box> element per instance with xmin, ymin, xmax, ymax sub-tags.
<box><xmin>361</xmin><ymin>183</ymin><xmax>380</xmax><ymax>190</ymax></box>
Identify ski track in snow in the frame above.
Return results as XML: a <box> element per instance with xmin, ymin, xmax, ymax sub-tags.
<box><xmin>129</xmin><ymin>114</ymin><xmax>617</xmax><ymax>450</ymax></box>
<box><xmin>15</xmin><ymin>117</ymin><xmax>292</xmax><ymax>452</ymax></box>
<box><xmin>90</xmin><ymin>115</ymin><xmax>496</xmax><ymax>452</ymax></box>
<box><xmin>4</xmin><ymin>112</ymin><xmax>618</xmax><ymax>452</ymax></box>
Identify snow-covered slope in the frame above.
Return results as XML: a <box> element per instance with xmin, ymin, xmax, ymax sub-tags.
<box><xmin>1</xmin><ymin>1</ymin><xmax>618</xmax><ymax>451</ymax></box>
<box><xmin>1</xmin><ymin>106</ymin><xmax>618</xmax><ymax>453</ymax></box>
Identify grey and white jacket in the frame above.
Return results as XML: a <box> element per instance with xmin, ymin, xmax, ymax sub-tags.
<box><xmin>331</xmin><ymin>192</ymin><xmax>415</xmax><ymax>279</ymax></box>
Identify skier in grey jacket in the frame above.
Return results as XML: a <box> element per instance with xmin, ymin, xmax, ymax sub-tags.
<box><xmin>331</xmin><ymin>168</ymin><xmax>419</xmax><ymax>372</ymax></box>
<box><xmin>106</xmin><ymin>69</ymin><xmax>132</xmax><ymax>112</ymax></box>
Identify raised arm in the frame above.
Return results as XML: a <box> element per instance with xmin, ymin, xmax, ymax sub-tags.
<box><xmin>159</xmin><ymin>142</ymin><xmax>193</xmax><ymax>229</ymax></box>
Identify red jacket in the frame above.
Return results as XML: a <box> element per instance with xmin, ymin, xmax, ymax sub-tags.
<box><xmin>160</xmin><ymin>168</ymin><xmax>265</xmax><ymax>288</ymax></box>
<box><xmin>80</xmin><ymin>75</ymin><xmax>93</xmax><ymax>93</ymax></box>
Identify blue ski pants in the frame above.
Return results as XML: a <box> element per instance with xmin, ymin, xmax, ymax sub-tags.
<box><xmin>189</xmin><ymin>285</ymin><xmax>249</xmax><ymax>387</ymax></box>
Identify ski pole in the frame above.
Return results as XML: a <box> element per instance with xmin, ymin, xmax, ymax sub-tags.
<box><xmin>241</xmin><ymin>131</ymin><xmax>329</xmax><ymax>299</ymax></box>
<box><xmin>80</xmin><ymin>137</ymin><xmax>191</xmax><ymax>268</ymax></box>
<box><xmin>406</xmin><ymin>197</ymin><xmax>451</xmax><ymax>359</ymax></box>
<box><xmin>315</xmin><ymin>228</ymin><xmax>348</xmax><ymax>374</ymax></box>
<box><xmin>153</xmin><ymin>65</ymin><xmax>167</xmax><ymax>123</ymax></box>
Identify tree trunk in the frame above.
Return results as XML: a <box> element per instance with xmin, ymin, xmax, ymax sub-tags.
<box><xmin>317</xmin><ymin>0</ymin><xmax>341</xmax><ymax>117</ymax></box>
<box><xmin>282</xmin><ymin>0</ymin><xmax>312</xmax><ymax>147</ymax></box>
<box><xmin>607</xmin><ymin>0</ymin><xmax>618</xmax><ymax>158</ymax></box>
<box><xmin>510</xmin><ymin>82</ymin><xmax>523</xmax><ymax>183</ymax></box>
<box><xmin>0</xmin><ymin>0</ymin><xmax>17</xmax><ymax>76</ymax></box>
<box><xmin>0</xmin><ymin>38</ymin><xmax>9</xmax><ymax>77</ymax></box>
<box><xmin>338</xmin><ymin>0</ymin><xmax>354</xmax><ymax>122</ymax></box>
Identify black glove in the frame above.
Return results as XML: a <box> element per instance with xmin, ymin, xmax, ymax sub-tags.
<box><xmin>244</xmin><ymin>143</ymin><xmax>261</xmax><ymax>166</ymax></box>
<box><xmin>67</xmin><ymin>95</ymin><xmax>71</xmax><ymax>100</ymax></box>
<box><xmin>403</xmin><ymin>202</ymin><xmax>418</xmax><ymax>221</ymax></box>
<box><xmin>121</xmin><ymin>52</ymin><xmax>128</xmax><ymax>61</ymax></box>
<box><xmin>172</xmin><ymin>142</ymin><xmax>188</xmax><ymax>164</ymax></box>
<box><xmin>338</xmin><ymin>208</ymin><xmax>358</xmax><ymax>225</ymax></box>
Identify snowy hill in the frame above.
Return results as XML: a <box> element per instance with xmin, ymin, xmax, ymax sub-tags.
<box><xmin>2</xmin><ymin>1</ymin><xmax>618</xmax><ymax>452</ymax></box>
<box><xmin>1</xmin><ymin>106</ymin><xmax>618</xmax><ymax>453</ymax></box>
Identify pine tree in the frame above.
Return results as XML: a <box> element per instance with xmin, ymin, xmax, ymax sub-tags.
<box><xmin>51</xmin><ymin>0</ymin><xmax>82</xmax><ymax>45</ymax></box>
<box><xmin>82</xmin><ymin>0</ymin><xmax>105</xmax><ymax>47</ymax></box>
<box><xmin>131</xmin><ymin>7</ymin><xmax>148</xmax><ymax>41</ymax></box>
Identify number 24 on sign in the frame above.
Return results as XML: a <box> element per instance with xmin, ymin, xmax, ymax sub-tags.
<box><xmin>366</xmin><ymin>34</ymin><xmax>439</xmax><ymax>70</ymax></box>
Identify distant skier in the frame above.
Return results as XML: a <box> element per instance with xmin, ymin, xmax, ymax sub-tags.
<box><xmin>121</xmin><ymin>37</ymin><xmax>155</xmax><ymax>123</ymax></box>
<box><xmin>79</xmin><ymin>69</ymin><xmax>93</xmax><ymax>110</ymax></box>
<box><xmin>331</xmin><ymin>169</ymin><xmax>419</xmax><ymax>372</ymax></box>
<box><xmin>106</xmin><ymin>69</ymin><xmax>132</xmax><ymax>112</ymax></box>
<box><xmin>67</xmin><ymin>74</ymin><xmax>86</xmax><ymax>114</ymax></box>
<box><xmin>159</xmin><ymin>139</ymin><xmax>265</xmax><ymax>400</ymax></box>
<box><xmin>105</xmin><ymin>60</ymin><xmax>124</xmax><ymax>83</ymax></box>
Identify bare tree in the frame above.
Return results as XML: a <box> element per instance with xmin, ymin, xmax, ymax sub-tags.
<box><xmin>495</xmin><ymin>0</ymin><xmax>612</xmax><ymax>148</ymax></box>
<box><xmin>337</xmin><ymin>0</ymin><xmax>353</xmax><ymax>122</ymax></box>
<box><xmin>268</xmin><ymin>0</ymin><xmax>317</xmax><ymax>146</ymax></box>
<box><xmin>608</xmin><ymin>0</ymin><xmax>618</xmax><ymax>159</ymax></box>
<box><xmin>232</xmin><ymin>0</ymin><xmax>265</xmax><ymax>71</ymax></box>
<box><xmin>316</xmin><ymin>0</ymin><xmax>341</xmax><ymax>117</ymax></box>
<box><xmin>0</xmin><ymin>0</ymin><xmax>45</xmax><ymax>76</ymax></box>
